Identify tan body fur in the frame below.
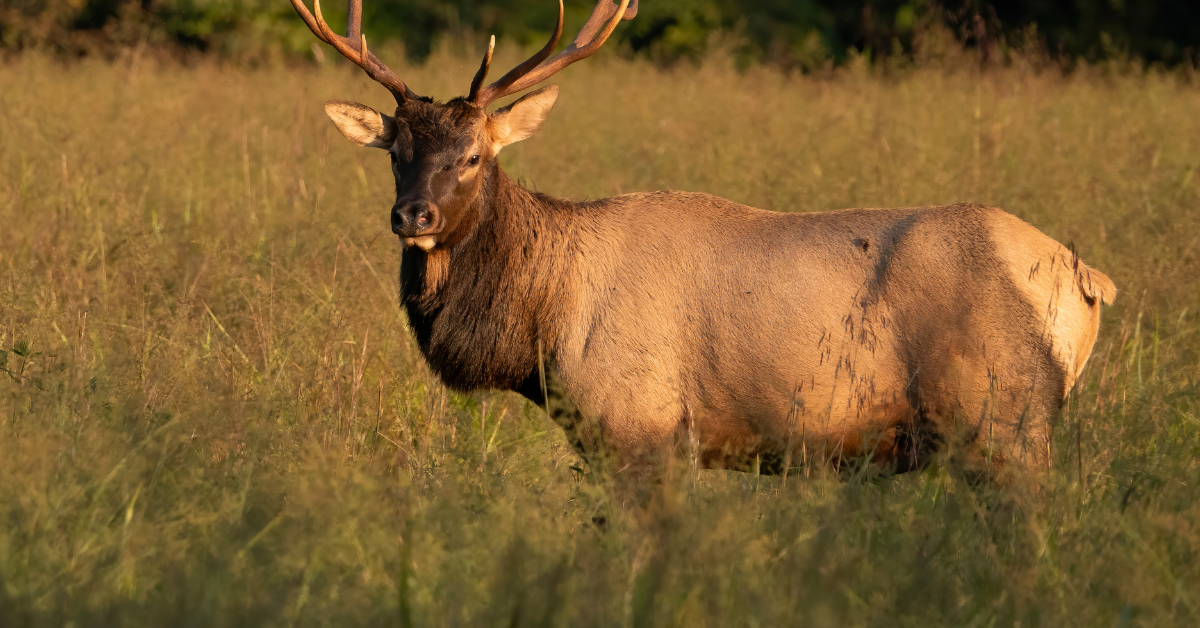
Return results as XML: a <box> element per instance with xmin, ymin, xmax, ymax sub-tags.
<box><xmin>401</xmin><ymin>170</ymin><xmax>1115</xmax><ymax>479</ymax></box>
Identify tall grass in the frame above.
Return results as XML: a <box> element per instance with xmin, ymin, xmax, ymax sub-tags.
<box><xmin>1</xmin><ymin>48</ymin><xmax>1198</xmax><ymax>626</ymax></box>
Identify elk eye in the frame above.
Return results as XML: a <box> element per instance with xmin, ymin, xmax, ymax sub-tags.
<box><xmin>469</xmin><ymin>154</ymin><xmax>481</xmax><ymax>166</ymax></box>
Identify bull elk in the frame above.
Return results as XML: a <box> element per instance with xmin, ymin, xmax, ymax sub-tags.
<box><xmin>290</xmin><ymin>0</ymin><xmax>1116</xmax><ymax>487</ymax></box>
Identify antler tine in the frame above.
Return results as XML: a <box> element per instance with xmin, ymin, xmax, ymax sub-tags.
<box><xmin>289</xmin><ymin>0</ymin><xmax>415</xmax><ymax>103</ymax></box>
<box><xmin>471</xmin><ymin>0</ymin><xmax>564</xmax><ymax>105</ymax></box>
<box><xmin>346</xmin><ymin>0</ymin><xmax>361</xmax><ymax>42</ymax></box>
<box><xmin>473</xmin><ymin>0</ymin><xmax>636</xmax><ymax>108</ymax></box>
<box><xmin>467</xmin><ymin>35</ymin><xmax>497</xmax><ymax>103</ymax></box>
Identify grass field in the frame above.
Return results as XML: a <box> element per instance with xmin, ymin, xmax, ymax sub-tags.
<box><xmin>1</xmin><ymin>47</ymin><xmax>1198</xmax><ymax>626</ymax></box>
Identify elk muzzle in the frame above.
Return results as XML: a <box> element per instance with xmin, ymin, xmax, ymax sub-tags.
<box><xmin>392</xmin><ymin>199</ymin><xmax>442</xmax><ymax>250</ymax></box>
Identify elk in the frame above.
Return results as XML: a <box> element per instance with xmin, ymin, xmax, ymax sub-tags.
<box><xmin>290</xmin><ymin>0</ymin><xmax>1116</xmax><ymax>487</ymax></box>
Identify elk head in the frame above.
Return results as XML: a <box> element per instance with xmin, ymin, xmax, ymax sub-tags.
<box><xmin>290</xmin><ymin>0</ymin><xmax>638</xmax><ymax>251</ymax></box>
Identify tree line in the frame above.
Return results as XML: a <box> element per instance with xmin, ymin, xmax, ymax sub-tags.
<box><xmin>2</xmin><ymin>0</ymin><xmax>1198</xmax><ymax>69</ymax></box>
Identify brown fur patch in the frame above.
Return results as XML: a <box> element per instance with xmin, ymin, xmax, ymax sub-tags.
<box><xmin>421</xmin><ymin>249</ymin><xmax>450</xmax><ymax>295</ymax></box>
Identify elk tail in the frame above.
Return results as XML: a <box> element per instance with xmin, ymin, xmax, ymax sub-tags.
<box><xmin>1076</xmin><ymin>262</ymin><xmax>1117</xmax><ymax>306</ymax></box>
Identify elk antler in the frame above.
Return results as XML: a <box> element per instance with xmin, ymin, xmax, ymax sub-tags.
<box><xmin>290</xmin><ymin>0</ymin><xmax>416</xmax><ymax>103</ymax></box>
<box><xmin>469</xmin><ymin>0</ymin><xmax>638</xmax><ymax>108</ymax></box>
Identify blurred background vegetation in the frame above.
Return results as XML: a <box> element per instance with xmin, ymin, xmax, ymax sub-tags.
<box><xmin>2</xmin><ymin>0</ymin><xmax>1199</xmax><ymax>70</ymax></box>
<box><xmin>1</xmin><ymin>49</ymin><xmax>1198</xmax><ymax>623</ymax></box>
<box><xmin>3</xmin><ymin>0</ymin><xmax>1200</xmax><ymax>625</ymax></box>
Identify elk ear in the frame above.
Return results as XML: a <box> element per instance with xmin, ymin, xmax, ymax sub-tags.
<box><xmin>324</xmin><ymin>100</ymin><xmax>398</xmax><ymax>149</ymax></box>
<box><xmin>487</xmin><ymin>85</ymin><xmax>559</xmax><ymax>154</ymax></box>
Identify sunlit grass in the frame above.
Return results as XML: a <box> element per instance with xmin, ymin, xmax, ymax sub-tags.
<box><xmin>0</xmin><ymin>47</ymin><xmax>1198</xmax><ymax>625</ymax></box>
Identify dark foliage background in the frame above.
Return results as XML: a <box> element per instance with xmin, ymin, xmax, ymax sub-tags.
<box><xmin>2</xmin><ymin>0</ymin><xmax>1198</xmax><ymax>68</ymax></box>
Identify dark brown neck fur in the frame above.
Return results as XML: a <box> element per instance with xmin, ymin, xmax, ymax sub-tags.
<box><xmin>399</xmin><ymin>162</ymin><xmax>581</xmax><ymax>392</ymax></box>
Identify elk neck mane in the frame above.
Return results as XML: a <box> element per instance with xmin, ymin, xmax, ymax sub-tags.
<box><xmin>399</xmin><ymin>160</ymin><xmax>592</xmax><ymax>393</ymax></box>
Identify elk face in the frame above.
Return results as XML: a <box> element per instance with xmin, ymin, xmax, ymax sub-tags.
<box><xmin>324</xmin><ymin>86</ymin><xmax>558</xmax><ymax>251</ymax></box>
<box><xmin>290</xmin><ymin>0</ymin><xmax>634</xmax><ymax>248</ymax></box>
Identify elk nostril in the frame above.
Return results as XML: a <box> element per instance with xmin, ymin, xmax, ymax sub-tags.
<box><xmin>416</xmin><ymin>207</ymin><xmax>432</xmax><ymax>228</ymax></box>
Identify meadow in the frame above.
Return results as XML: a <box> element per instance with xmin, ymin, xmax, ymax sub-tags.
<box><xmin>1</xmin><ymin>46</ymin><xmax>1198</xmax><ymax>626</ymax></box>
